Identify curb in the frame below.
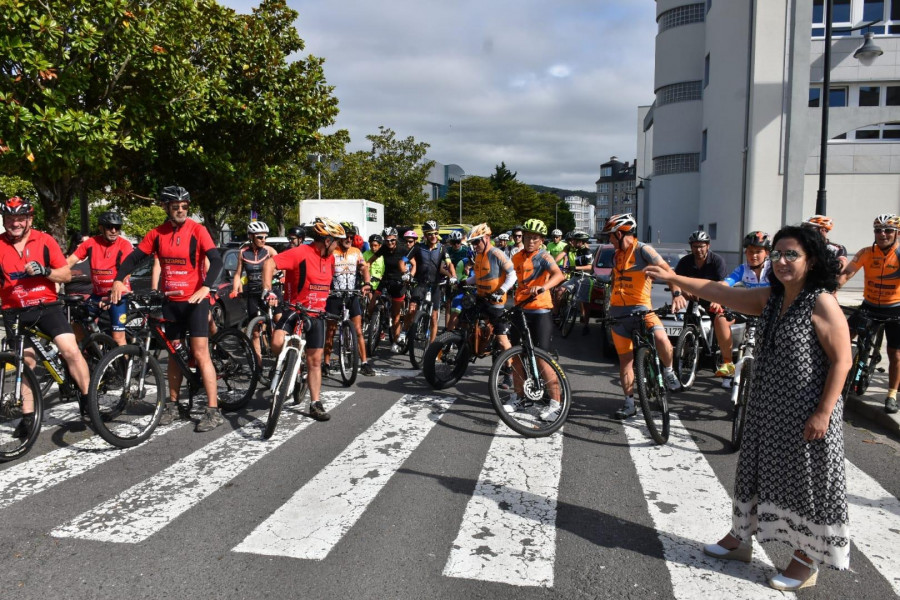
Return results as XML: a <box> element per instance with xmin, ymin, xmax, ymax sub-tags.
<box><xmin>844</xmin><ymin>395</ymin><xmax>900</xmax><ymax>436</ymax></box>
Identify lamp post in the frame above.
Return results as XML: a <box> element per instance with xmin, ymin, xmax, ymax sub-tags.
<box><xmin>815</xmin><ymin>5</ymin><xmax>883</xmax><ymax>215</ymax></box>
<box><xmin>555</xmin><ymin>201</ymin><xmax>562</xmax><ymax>230</ymax></box>
<box><xmin>458</xmin><ymin>174</ymin><xmax>474</xmax><ymax>223</ymax></box>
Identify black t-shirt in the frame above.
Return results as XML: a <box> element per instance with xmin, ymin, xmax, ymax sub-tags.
<box><xmin>674</xmin><ymin>251</ymin><xmax>727</xmax><ymax>281</ymax></box>
<box><xmin>573</xmin><ymin>246</ymin><xmax>592</xmax><ymax>267</ymax></box>
<box><xmin>411</xmin><ymin>243</ymin><xmax>448</xmax><ymax>283</ymax></box>
<box><xmin>373</xmin><ymin>244</ymin><xmax>408</xmax><ymax>282</ymax></box>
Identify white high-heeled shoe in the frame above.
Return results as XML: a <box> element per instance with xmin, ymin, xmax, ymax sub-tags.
<box><xmin>702</xmin><ymin>541</ymin><xmax>752</xmax><ymax>562</ymax></box>
<box><xmin>768</xmin><ymin>554</ymin><xmax>819</xmax><ymax>591</ymax></box>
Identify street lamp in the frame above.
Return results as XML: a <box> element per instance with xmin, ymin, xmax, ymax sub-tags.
<box><xmin>815</xmin><ymin>7</ymin><xmax>883</xmax><ymax>215</ymax></box>
<box><xmin>458</xmin><ymin>174</ymin><xmax>474</xmax><ymax>223</ymax></box>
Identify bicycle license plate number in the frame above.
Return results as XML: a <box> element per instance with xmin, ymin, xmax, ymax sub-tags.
<box><xmin>664</xmin><ymin>326</ymin><xmax>682</xmax><ymax>337</ymax></box>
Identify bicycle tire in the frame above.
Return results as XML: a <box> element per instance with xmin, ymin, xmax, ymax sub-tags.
<box><xmin>210</xmin><ymin>328</ymin><xmax>258</xmax><ymax>411</ymax></box>
<box><xmin>366</xmin><ymin>304</ymin><xmax>385</xmax><ymax>356</ymax></box>
<box><xmin>635</xmin><ymin>346</ymin><xmax>670</xmax><ymax>445</ymax></box>
<box><xmin>842</xmin><ymin>344</ymin><xmax>861</xmax><ymax>399</ymax></box>
<box><xmin>559</xmin><ymin>293</ymin><xmax>578</xmax><ymax>338</ymax></box>
<box><xmin>731</xmin><ymin>357</ymin><xmax>753</xmax><ymax>451</ymax></box>
<box><xmin>0</xmin><ymin>355</ymin><xmax>43</xmax><ymax>462</ymax></box>
<box><xmin>408</xmin><ymin>311</ymin><xmax>431</xmax><ymax>370</ymax></box>
<box><xmin>422</xmin><ymin>331</ymin><xmax>470</xmax><ymax>390</ymax></box>
<box><xmin>246</xmin><ymin>315</ymin><xmax>274</xmax><ymax>376</ymax></box>
<box><xmin>83</xmin><ymin>332</ymin><xmax>117</xmax><ymax>370</ymax></box>
<box><xmin>264</xmin><ymin>350</ymin><xmax>296</xmax><ymax>439</ymax></box>
<box><xmin>293</xmin><ymin>349</ymin><xmax>309</xmax><ymax>405</ymax></box>
<box><xmin>87</xmin><ymin>345</ymin><xmax>166</xmax><ymax>448</ymax></box>
<box><xmin>674</xmin><ymin>325</ymin><xmax>700</xmax><ymax>389</ymax></box>
<box><xmin>338</xmin><ymin>320</ymin><xmax>359</xmax><ymax>387</ymax></box>
<box><xmin>489</xmin><ymin>345</ymin><xmax>571</xmax><ymax>437</ymax></box>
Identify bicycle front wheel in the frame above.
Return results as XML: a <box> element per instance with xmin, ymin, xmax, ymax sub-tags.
<box><xmin>88</xmin><ymin>345</ymin><xmax>165</xmax><ymax>448</ymax></box>
<box><xmin>366</xmin><ymin>304</ymin><xmax>385</xmax><ymax>356</ymax></box>
<box><xmin>337</xmin><ymin>321</ymin><xmax>359</xmax><ymax>387</ymax></box>
<box><xmin>264</xmin><ymin>350</ymin><xmax>297</xmax><ymax>439</ymax></box>
<box><xmin>0</xmin><ymin>354</ymin><xmax>43</xmax><ymax>462</ymax></box>
<box><xmin>674</xmin><ymin>325</ymin><xmax>700</xmax><ymax>389</ymax></box>
<box><xmin>210</xmin><ymin>328</ymin><xmax>258</xmax><ymax>411</ymax></box>
<box><xmin>422</xmin><ymin>331</ymin><xmax>470</xmax><ymax>390</ymax></box>
<box><xmin>731</xmin><ymin>357</ymin><xmax>753</xmax><ymax>451</ymax></box>
<box><xmin>635</xmin><ymin>346</ymin><xmax>670</xmax><ymax>445</ymax></box>
<box><xmin>559</xmin><ymin>293</ymin><xmax>577</xmax><ymax>338</ymax></box>
<box><xmin>246</xmin><ymin>315</ymin><xmax>273</xmax><ymax>372</ymax></box>
<box><xmin>489</xmin><ymin>346</ymin><xmax>571</xmax><ymax>437</ymax></box>
<box><xmin>408</xmin><ymin>311</ymin><xmax>431</xmax><ymax>370</ymax></box>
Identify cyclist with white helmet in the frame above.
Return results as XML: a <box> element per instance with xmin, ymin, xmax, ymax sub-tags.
<box><xmin>603</xmin><ymin>213</ymin><xmax>682</xmax><ymax>420</ymax></box>
<box><xmin>233</xmin><ymin>221</ymin><xmax>280</xmax><ymax>361</ymax></box>
<box><xmin>671</xmin><ymin>230</ymin><xmax>735</xmax><ymax>379</ymax></box>
<box><xmin>495</xmin><ymin>232</ymin><xmax>512</xmax><ymax>258</ymax></box>
<box><xmin>802</xmin><ymin>215</ymin><xmax>848</xmax><ymax>268</ymax></box>
<box><xmin>546</xmin><ymin>229</ymin><xmax>568</xmax><ymax>266</ymax></box>
<box><xmin>839</xmin><ymin>213</ymin><xmax>900</xmax><ymax>414</ymax></box>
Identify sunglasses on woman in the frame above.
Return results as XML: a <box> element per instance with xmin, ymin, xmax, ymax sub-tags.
<box><xmin>770</xmin><ymin>250</ymin><xmax>804</xmax><ymax>262</ymax></box>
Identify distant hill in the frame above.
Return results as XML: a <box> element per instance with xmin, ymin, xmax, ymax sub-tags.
<box><xmin>529</xmin><ymin>184</ymin><xmax>595</xmax><ymax>200</ymax></box>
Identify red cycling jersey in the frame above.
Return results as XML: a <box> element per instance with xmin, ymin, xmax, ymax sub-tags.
<box><xmin>137</xmin><ymin>218</ymin><xmax>216</xmax><ymax>301</ymax></box>
<box><xmin>73</xmin><ymin>235</ymin><xmax>134</xmax><ymax>296</ymax></box>
<box><xmin>274</xmin><ymin>244</ymin><xmax>334</xmax><ymax>311</ymax></box>
<box><xmin>0</xmin><ymin>230</ymin><xmax>67</xmax><ymax>309</ymax></box>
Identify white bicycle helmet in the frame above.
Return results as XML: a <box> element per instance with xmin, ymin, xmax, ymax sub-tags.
<box><xmin>247</xmin><ymin>221</ymin><xmax>269</xmax><ymax>235</ymax></box>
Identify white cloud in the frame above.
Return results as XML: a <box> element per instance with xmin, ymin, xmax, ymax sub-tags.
<box><xmin>221</xmin><ymin>0</ymin><xmax>657</xmax><ymax>190</ymax></box>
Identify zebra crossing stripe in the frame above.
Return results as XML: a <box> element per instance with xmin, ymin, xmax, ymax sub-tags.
<box><xmin>845</xmin><ymin>459</ymin><xmax>900</xmax><ymax>596</ymax></box>
<box><xmin>0</xmin><ymin>422</ymin><xmax>188</xmax><ymax>507</ymax></box>
<box><xmin>51</xmin><ymin>391</ymin><xmax>354</xmax><ymax>543</ymax></box>
<box><xmin>623</xmin><ymin>417</ymin><xmax>783</xmax><ymax>598</ymax></box>
<box><xmin>442</xmin><ymin>431</ymin><xmax>563</xmax><ymax>587</ymax></box>
<box><xmin>233</xmin><ymin>394</ymin><xmax>455</xmax><ymax>559</ymax></box>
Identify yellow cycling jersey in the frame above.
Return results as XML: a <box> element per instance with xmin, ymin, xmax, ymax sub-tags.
<box><xmin>849</xmin><ymin>243</ymin><xmax>900</xmax><ymax>307</ymax></box>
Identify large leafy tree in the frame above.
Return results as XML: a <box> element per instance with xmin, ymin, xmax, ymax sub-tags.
<box><xmin>0</xmin><ymin>0</ymin><xmax>227</xmax><ymax>242</ymax></box>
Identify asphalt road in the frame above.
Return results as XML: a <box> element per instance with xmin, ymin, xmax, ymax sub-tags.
<box><xmin>1</xmin><ymin>328</ymin><xmax>898</xmax><ymax>600</ymax></box>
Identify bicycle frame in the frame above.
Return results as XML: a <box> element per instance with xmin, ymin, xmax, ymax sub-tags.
<box><xmin>268</xmin><ymin>306</ymin><xmax>309</xmax><ymax>396</ymax></box>
<box><xmin>729</xmin><ymin>318</ymin><xmax>758</xmax><ymax>405</ymax></box>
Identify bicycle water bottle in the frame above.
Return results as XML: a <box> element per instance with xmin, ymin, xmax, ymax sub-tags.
<box><xmin>173</xmin><ymin>339</ymin><xmax>190</xmax><ymax>364</ymax></box>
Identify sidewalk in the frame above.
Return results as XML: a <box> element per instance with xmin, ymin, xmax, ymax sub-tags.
<box><xmin>838</xmin><ymin>282</ymin><xmax>900</xmax><ymax>436</ymax></box>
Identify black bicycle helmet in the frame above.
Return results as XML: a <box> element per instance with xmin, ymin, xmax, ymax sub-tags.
<box><xmin>688</xmin><ymin>230</ymin><xmax>711</xmax><ymax>244</ymax></box>
<box><xmin>159</xmin><ymin>185</ymin><xmax>190</xmax><ymax>205</ymax></box>
<box><xmin>743</xmin><ymin>230</ymin><xmax>771</xmax><ymax>250</ymax></box>
<box><xmin>98</xmin><ymin>211</ymin><xmax>123</xmax><ymax>228</ymax></box>
<box><xmin>369</xmin><ymin>234</ymin><xmax>384</xmax><ymax>245</ymax></box>
<box><xmin>287</xmin><ymin>226</ymin><xmax>304</xmax><ymax>238</ymax></box>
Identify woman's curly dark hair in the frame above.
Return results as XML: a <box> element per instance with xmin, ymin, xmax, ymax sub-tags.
<box><xmin>770</xmin><ymin>225</ymin><xmax>840</xmax><ymax>294</ymax></box>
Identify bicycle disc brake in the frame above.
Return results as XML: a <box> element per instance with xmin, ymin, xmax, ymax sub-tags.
<box><xmin>522</xmin><ymin>378</ymin><xmax>544</xmax><ymax>402</ymax></box>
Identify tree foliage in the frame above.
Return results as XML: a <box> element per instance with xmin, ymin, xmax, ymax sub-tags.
<box><xmin>123</xmin><ymin>205</ymin><xmax>166</xmax><ymax>241</ymax></box>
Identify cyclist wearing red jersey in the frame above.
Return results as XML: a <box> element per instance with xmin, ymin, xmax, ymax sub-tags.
<box><xmin>0</xmin><ymin>196</ymin><xmax>92</xmax><ymax>436</ymax></box>
<box><xmin>111</xmin><ymin>186</ymin><xmax>225</xmax><ymax>432</ymax></box>
<box><xmin>839</xmin><ymin>213</ymin><xmax>900</xmax><ymax>414</ymax></box>
<box><xmin>262</xmin><ymin>217</ymin><xmax>346</xmax><ymax>421</ymax></box>
<box><xmin>67</xmin><ymin>211</ymin><xmax>133</xmax><ymax>346</ymax></box>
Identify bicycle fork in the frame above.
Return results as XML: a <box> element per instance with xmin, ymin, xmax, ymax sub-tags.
<box><xmin>269</xmin><ymin>338</ymin><xmax>306</xmax><ymax>395</ymax></box>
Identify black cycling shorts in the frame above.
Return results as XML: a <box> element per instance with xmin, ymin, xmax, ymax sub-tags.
<box><xmin>162</xmin><ymin>299</ymin><xmax>210</xmax><ymax>339</ymax></box>
<box><xmin>275</xmin><ymin>311</ymin><xmax>327</xmax><ymax>349</ymax></box>
<box><xmin>381</xmin><ymin>280</ymin><xmax>406</xmax><ymax>300</ymax></box>
<box><xmin>326</xmin><ymin>295</ymin><xmax>362</xmax><ymax>319</ymax></box>
<box><xmin>483</xmin><ymin>304</ymin><xmax>511</xmax><ymax>336</ymax></box>
<box><xmin>851</xmin><ymin>302</ymin><xmax>900</xmax><ymax>349</ymax></box>
<box><xmin>410</xmin><ymin>282</ymin><xmax>443</xmax><ymax>308</ymax></box>
<box><xmin>3</xmin><ymin>305</ymin><xmax>73</xmax><ymax>341</ymax></box>
<box><xmin>509</xmin><ymin>311</ymin><xmax>553</xmax><ymax>351</ymax></box>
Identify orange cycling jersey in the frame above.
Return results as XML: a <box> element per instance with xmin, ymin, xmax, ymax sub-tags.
<box><xmin>849</xmin><ymin>243</ymin><xmax>900</xmax><ymax>307</ymax></box>
<box><xmin>474</xmin><ymin>246</ymin><xmax>515</xmax><ymax>305</ymax></box>
<box><xmin>610</xmin><ymin>242</ymin><xmax>662</xmax><ymax>308</ymax></box>
<box><xmin>512</xmin><ymin>249</ymin><xmax>554</xmax><ymax>311</ymax></box>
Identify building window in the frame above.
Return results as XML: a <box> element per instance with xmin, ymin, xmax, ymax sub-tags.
<box><xmin>600</xmin><ymin>166</ymin><xmax>612</xmax><ymax>177</ymax></box>
<box><xmin>808</xmin><ymin>86</ymin><xmax>848</xmax><ymax>107</ymax></box>
<box><xmin>658</xmin><ymin>4</ymin><xmax>705</xmax><ymax>34</ymax></box>
<box><xmin>812</xmin><ymin>0</ymin><xmax>852</xmax><ymax>37</ymax></box>
<box><xmin>653</xmin><ymin>153</ymin><xmax>701</xmax><ymax>175</ymax></box>
<box><xmin>886</xmin><ymin>85</ymin><xmax>900</xmax><ymax>105</ymax></box>
<box><xmin>708</xmin><ymin>223</ymin><xmax>717</xmax><ymax>240</ymax></box>
<box><xmin>656</xmin><ymin>81</ymin><xmax>703</xmax><ymax>106</ymax></box>
<box><xmin>704</xmin><ymin>54</ymin><xmax>710</xmax><ymax>88</ymax></box>
<box><xmin>701</xmin><ymin>129</ymin><xmax>708</xmax><ymax>162</ymax></box>
<box><xmin>600</xmin><ymin>183</ymin><xmax>609</xmax><ymax>193</ymax></box>
<box><xmin>859</xmin><ymin>86</ymin><xmax>881</xmax><ymax>106</ymax></box>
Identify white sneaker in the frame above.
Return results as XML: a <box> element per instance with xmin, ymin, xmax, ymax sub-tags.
<box><xmin>503</xmin><ymin>394</ymin><xmax>524</xmax><ymax>413</ymax></box>
<box><xmin>539</xmin><ymin>400</ymin><xmax>561</xmax><ymax>422</ymax></box>
<box><xmin>663</xmin><ymin>370</ymin><xmax>681</xmax><ymax>392</ymax></box>
<box><xmin>391</xmin><ymin>343</ymin><xmax>401</xmax><ymax>353</ymax></box>
<box><xmin>397</xmin><ymin>331</ymin><xmax>407</xmax><ymax>344</ymax></box>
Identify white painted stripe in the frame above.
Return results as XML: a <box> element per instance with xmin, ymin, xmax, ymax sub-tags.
<box><xmin>372</xmin><ymin>367</ymin><xmax>421</xmax><ymax>378</ymax></box>
<box><xmin>51</xmin><ymin>391</ymin><xmax>354</xmax><ymax>543</ymax></box>
<box><xmin>0</xmin><ymin>422</ymin><xmax>188</xmax><ymax>507</ymax></box>
<box><xmin>41</xmin><ymin>384</ymin><xmax>162</xmax><ymax>427</ymax></box>
<box><xmin>443</xmin><ymin>431</ymin><xmax>563</xmax><ymax>587</ymax></box>
<box><xmin>623</xmin><ymin>417</ymin><xmax>782</xmax><ymax>598</ymax></box>
<box><xmin>845</xmin><ymin>459</ymin><xmax>900</xmax><ymax>596</ymax></box>
<box><xmin>233</xmin><ymin>393</ymin><xmax>455</xmax><ymax>559</ymax></box>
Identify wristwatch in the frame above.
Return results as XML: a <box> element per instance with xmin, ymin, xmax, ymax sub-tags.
<box><xmin>672</xmin><ymin>290</ymin><xmax>682</xmax><ymax>298</ymax></box>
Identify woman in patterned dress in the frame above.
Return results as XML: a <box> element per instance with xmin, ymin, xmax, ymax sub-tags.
<box><xmin>645</xmin><ymin>225</ymin><xmax>851</xmax><ymax>591</ymax></box>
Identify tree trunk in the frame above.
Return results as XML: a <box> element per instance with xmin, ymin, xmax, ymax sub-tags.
<box><xmin>32</xmin><ymin>176</ymin><xmax>77</xmax><ymax>249</ymax></box>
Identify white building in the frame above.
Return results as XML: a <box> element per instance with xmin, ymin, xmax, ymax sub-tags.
<box><xmin>565</xmin><ymin>195</ymin><xmax>596</xmax><ymax>234</ymax></box>
<box><xmin>643</xmin><ymin>0</ymin><xmax>900</xmax><ymax>262</ymax></box>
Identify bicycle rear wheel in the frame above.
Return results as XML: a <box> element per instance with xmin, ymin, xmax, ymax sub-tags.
<box><xmin>489</xmin><ymin>346</ymin><xmax>571</xmax><ymax>437</ymax></box>
<box><xmin>264</xmin><ymin>351</ymin><xmax>296</xmax><ymax>439</ymax></box>
<box><xmin>366</xmin><ymin>304</ymin><xmax>385</xmax><ymax>356</ymax></box>
<box><xmin>210</xmin><ymin>328</ymin><xmax>258</xmax><ymax>411</ymax></box>
<box><xmin>635</xmin><ymin>346</ymin><xmax>670</xmax><ymax>445</ymax></box>
<box><xmin>246</xmin><ymin>315</ymin><xmax>273</xmax><ymax>373</ymax></box>
<box><xmin>87</xmin><ymin>345</ymin><xmax>165</xmax><ymax>448</ymax></box>
<box><xmin>337</xmin><ymin>321</ymin><xmax>359</xmax><ymax>387</ymax></box>
<box><xmin>0</xmin><ymin>355</ymin><xmax>43</xmax><ymax>462</ymax></box>
<box><xmin>408</xmin><ymin>311</ymin><xmax>431</xmax><ymax>370</ymax></box>
<box><xmin>674</xmin><ymin>325</ymin><xmax>700</xmax><ymax>389</ymax></box>
<box><xmin>559</xmin><ymin>292</ymin><xmax>577</xmax><ymax>338</ymax></box>
<box><xmin>731</xmin><ymin>357</ymin><xmax>753</xmax><ymax>451</ymax></box>
<box><xmin>292</xmin><ymin>350</ymin><xmax>309</xmax><ymax>405</ymax></box>
<box><xmin>422</xmin><ymin>331</ymin><xmax>470</xmax><ymax>390</ymax></box>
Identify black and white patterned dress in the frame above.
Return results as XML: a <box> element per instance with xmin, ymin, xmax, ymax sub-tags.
<box><xmin>730</xmin><ymin>288</ymin><xmax>850</xmax><ymax>569</ymax></box>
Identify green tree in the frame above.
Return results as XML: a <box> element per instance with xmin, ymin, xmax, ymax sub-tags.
<box><xmin>123</xmin><ymin>205</ymin><xmax>165</xmax><ymax>241</ymax></box>
<box><xmin>489</xmin><ymin>162</ymin><xmax>517</xmax><ymax>189</ymax></box>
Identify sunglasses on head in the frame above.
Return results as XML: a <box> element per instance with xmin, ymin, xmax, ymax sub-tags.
<box><xmin>874</xmin><ymin>228</ymin><xmax>896</xmax><ymax>234</ymax></box>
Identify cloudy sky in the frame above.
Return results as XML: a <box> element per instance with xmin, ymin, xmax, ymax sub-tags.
<box><xmin>221</xmin><ymin>1</ymin><xmax>657</xmax><ymax>191</ymax></box>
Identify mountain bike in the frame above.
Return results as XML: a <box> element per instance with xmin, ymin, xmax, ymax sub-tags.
<box><xmin>263</xmin><ymin>303</ymin><xmax>322</xmax><ymax>439</ymax></box>
<box><xmin>246</xmin><ymin>301</ymin><xmax>277</xmax><ymax>376</ymax></box>
<box><xmin>843</xmin><ymin>307</ymin><xmax>899</xmax><ymax>400</ymax></box>
<box><xmin>557</xmin><ymin>270</ymin><xmax>593</xmax><ymax>338</ymax></box>
<box><xmin>89</xmin><ymin>291</ymin><xmax>258</xmax><ymax>448</ymax></box>
<box><xmin>408</xmin><ymin>278</ymin><xmax>449</xmax><ymax>369</ymax></box>
<box><xmin>672</xmin><ymin>299</ymin><xmax>722</xmax><ymax>389</ymax></box>
<box><xmin>729</xmin><ymin>314</ymin><xmax>757</xmax><ymax>451</ymax></box>
<box><xmin>366</xmin><ymin>279</ymin><xmax>413</xmax><ymax>357</ymax></box>
<box><xmin>327</xmin><ymin>290</ymin><xmax>362</xmax><ymax>386</ymax></box>
<box><xmin>488</xmin><ymin>304</ymin><xmax>570</xmax><ymax>437</ymax></box>
<box><xmin>604</xmin><ymin>305</ymin><xmax>672</xmax><ymax>445</ymax></box>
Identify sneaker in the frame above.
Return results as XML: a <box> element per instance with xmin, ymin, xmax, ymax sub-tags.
<box><xmin>498</xmin><ymin>374</ymin><xmax>513</xmax><ymax>390</ymax></box>
<box><xmin>539</xmin><ymin>400</ymin><xmax>561</xmax><ymax>422</ymax></box>
<box><xmin>391</xmin><ymin>343</ymin><xmax>401</xmax><ymax>353</ymax></box>
<box><xmin>721</xmin><ymin>377</ymin><xmax>733</xmax><ymax>390</ymax></box>
<box><xmin>0</xmin><ymin>398</ymin><xmax>23</xmax><ymax>419</ymax></box>
<box><xmin>613</xmin><ymin>404</ymin><xmax>637</xmax><ymax>419</ymax></box>
<box><xmin>12</xmin><ymin>413</ymin><xmax>35</xmax><ymax>439</ymax></box>
<box><xmin>503</xmin><ymin>394</ymin><xmax>525</xmax><ymax>413</ymax></box>
<box><xmin>663</xmin><ymin>369</ymin><xmax>682</xmax><ymax>392</ymax></box>
<box><xmin>397</xmin><ymin>331</ymin><xmax>407</xmax><ymax>344</ymax></box>
<box><xmin>310</xmin><ymin>400</ymin><xmax>331</xmax><ymax>421</ymax></box>
<box><xmin>159</xmin><ymin>401</ymin><xmax>183</xmax><ymax>426</ymax></box>
<box><xmin>195</xmin><ymin>406</ymin><xmax>224</xmax><ymax>432</ymax></box>
<box><xmin>886</xmin><ymin>396</ymin><xmax>899</xmax><ymax>414</ymax></box>
<box><xmin>360</xmin><ymin>363</ymin><xmax>376</xmax><ymax>376</ymax></box>
<box><xmin>715</xmin><ymin>362</ymin><xmax>736</xmax><ymax>378</ymax></box>
<box><xmin>322</xmin><ymin>361</ymin><xmax>331</xmax><ymax>377</ymax></box>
